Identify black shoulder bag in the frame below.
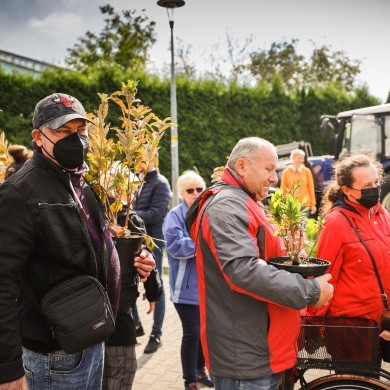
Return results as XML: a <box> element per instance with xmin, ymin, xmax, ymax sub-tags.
<box><xmin>337</xmin><ymin>210</ymin><xmax>390</xmax><ymax>362</ymax></box>
<box><xmin>20</xmin><ymin>186</ymin><xmax>115</xmax><ymax>354</ymax></box>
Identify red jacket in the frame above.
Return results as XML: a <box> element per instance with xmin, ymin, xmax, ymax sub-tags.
<box><xmin>309</xmin><ymin>198</ymin><xmax>390</xmax><ymax>326</ymax></box>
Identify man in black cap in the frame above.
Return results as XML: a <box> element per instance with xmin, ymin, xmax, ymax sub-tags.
<box><xmin>0</xmin><ymin>93</ymin><xmax>156</xmax><ymax>390</ymax></box>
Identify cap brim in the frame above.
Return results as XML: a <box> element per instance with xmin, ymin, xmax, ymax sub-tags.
<box><xmin>43</xmin><ymin>114</ymin><xmax>94</xmax><ymax>130</ymax></box>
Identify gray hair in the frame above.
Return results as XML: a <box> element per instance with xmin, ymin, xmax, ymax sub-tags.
<box><xmin>227</xmin><ymin>137</ymin><xmax>276</xmax><ymax>169</ymax></box>
<box><xmin>177</xmin><ymin>170</ymin><xmax>206</xmax><ymax>197</ymax></box>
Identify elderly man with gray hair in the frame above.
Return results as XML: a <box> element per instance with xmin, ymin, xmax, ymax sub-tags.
<box><xmin>186</xmin><ymin>137</ymin><xmax>333</xmax><ymax>390</ymax></box>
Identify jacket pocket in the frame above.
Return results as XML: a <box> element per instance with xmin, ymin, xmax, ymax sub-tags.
<box><xmin>37</xmin><ymin>202</ymin><xmax>86</xmax><ymax>258</ymax></box>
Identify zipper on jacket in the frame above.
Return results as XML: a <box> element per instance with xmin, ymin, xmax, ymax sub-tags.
<box><xmin>38</xmin><ymin>202</ymin><xmax>77</xmax><ymax>208</ymax></box>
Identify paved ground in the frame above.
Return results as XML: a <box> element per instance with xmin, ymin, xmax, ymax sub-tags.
<box><xmin>133</xmin><ymin>272</ymin><xmax>186</xmax><ymax>390</ymax></box>
<box><xmin>132</xmin><ymin>260</ymin><xmax>390</xmax><ymax>389</ymax></box>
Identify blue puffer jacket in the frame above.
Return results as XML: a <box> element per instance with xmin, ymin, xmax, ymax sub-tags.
<box><xmin>163</xmin><ymin>201</ymin><xmax>199</xmax><ymax>305</ymax></box>
<box><xmin>133</xmin><ymin>169</ymin><xmax>171</xmax><ymax>245</ymax></box>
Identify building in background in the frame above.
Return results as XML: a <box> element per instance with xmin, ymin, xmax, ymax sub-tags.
<box><xmin>0</xmin><ymin>49</ymin><xmax>56</xmax><ymax>77</ymax></box>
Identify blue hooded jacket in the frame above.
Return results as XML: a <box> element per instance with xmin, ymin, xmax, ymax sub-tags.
<box><xmin>163</xmin><ymin>201</ymin><xmax>199</xmax><ymax>305</ymax></box>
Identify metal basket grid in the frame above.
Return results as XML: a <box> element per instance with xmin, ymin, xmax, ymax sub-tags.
<box><xmin>297</xmin><ymin>316</ymin><xmax>379</xmax><ymax>374</ymax></box>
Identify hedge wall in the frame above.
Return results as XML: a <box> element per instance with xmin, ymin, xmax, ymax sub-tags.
<box><xmin>0</xmin><ymin>68</ymin><xmax>380</xmax><ymax>187</ymax></box>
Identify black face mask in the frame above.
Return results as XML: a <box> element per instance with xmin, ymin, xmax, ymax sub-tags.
<box><xmin>355</xmin><ymin>187</ymin><xmax>381</xmax><ymax>209</ymax></box>
<box><xmin>40</xmin><ymin>131</ymin><xmax>89</xmax><ymax>169</ymax></box>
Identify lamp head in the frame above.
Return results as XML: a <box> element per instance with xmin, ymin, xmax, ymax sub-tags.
<box><xmin>157</xmin><ymin>0</ymin><xmax>185</xmax><ymax>8</ymax></box>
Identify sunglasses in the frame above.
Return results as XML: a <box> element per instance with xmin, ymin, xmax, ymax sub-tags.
<box><xmin>185</xmin><ymin>187</ymin><xmax>204</xmax><ymax>194</ymax></box>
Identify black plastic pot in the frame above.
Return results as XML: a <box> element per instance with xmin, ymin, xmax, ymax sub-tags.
<box><xmin>268</xmin><ymin>256</ymin><xmax>330</xmax><ymax>279</ymax></box>
<box><xmin>114</xmin><ymin>236</ymin><xmax>143</xmax><ymax>274</ymax></box>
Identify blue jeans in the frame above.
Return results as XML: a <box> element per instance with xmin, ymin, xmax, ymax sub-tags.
<box><xmin>134</xmin><ymin>246</ymin><xmax>165</xmax><ymax>336</ymax></box>
<box><xmin>174</xmin><ymin>303</ymin><xmax>205</xmax><ymax>385</ymax></box>
<box><xmin>211</xmin><ymin>373</ymin><xmax>281</xmax><ymax>390</ymax></box>
<box><xmin>22</xmin><ymin>342</ymin><xmax>104</xmax><ymax>390</ymax></box>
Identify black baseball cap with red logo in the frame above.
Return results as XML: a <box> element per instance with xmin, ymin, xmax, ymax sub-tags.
<box><xmin>32</xmin><ymin>93</ymin><xmax>93</xmax><ymax>130</ymax></box>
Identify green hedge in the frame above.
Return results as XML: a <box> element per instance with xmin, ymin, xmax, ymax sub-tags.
<box><xmin>0</xmin><ymin>67</ymin><xmax>380</xmax><ymax>187</ymax></box>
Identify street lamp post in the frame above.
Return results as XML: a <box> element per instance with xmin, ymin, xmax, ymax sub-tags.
<box><xmin>157</xmin><ymin>0</ymin><xmax>185</xmax><ymax>207</ymax></box>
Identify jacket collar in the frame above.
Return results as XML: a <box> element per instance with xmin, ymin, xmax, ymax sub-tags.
<box><xmin>221</xmin><ymin>167</ymin><xmax>256</xmax><ymax>199</ymax></box>
<box><xmin>332</xmin><ymin>197</ymin><xmax>360</xmax><ymax>215</ymax></box>
<box><xmin>332</xmin><ymin>196</ymin><xmax>382</xmax><ymax>218</ymax></box>
<box><xmin>287</xmin><ymin>164</ymin><xmax>304</xmax><ymax>173</ymax></box>
<box><xmin>144</xmin><ymin>169</ymin><xmax>158</xmax><ymax>180</ymax></box>
<box><xmin>31</xmin><ymin>142</ymin><xmax>85</xmax><ymax>187</ymax></box>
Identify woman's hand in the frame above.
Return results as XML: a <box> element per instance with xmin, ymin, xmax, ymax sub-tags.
<box><xmin>140</xmin><ymin>292</ymin><xmax>156</xmax><ymax>314</ymax></box>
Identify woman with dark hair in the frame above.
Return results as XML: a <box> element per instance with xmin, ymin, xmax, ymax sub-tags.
<box><xmin>5</xmin><ymin>144</ymin><xmax>33</xmax><ymax>179</ymax></box>
<box><xmin>308</xmin><ymin>151</ymin><xmax>390</xmax><ymax>357</ymax></box>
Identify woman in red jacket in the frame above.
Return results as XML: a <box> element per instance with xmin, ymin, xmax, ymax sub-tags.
<box><xmin>308</xmin><ymin>151</ymin><xmax>390</xmax><ymax>357</ymax></box>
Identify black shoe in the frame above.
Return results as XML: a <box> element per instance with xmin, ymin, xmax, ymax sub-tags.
<box><xmin>196</xmin><ymin>368</ymin><xmax>214</xmax><ymax>387</ymax></box>
<box><xmin>144</xmin><ymin>334</ymin><xmax>162</xmax><ymax>353</ymax></box>
<box><xmin>135</xmin><ymin>324</ymin><xmax>145</xmax><ymax>337</ymax></box>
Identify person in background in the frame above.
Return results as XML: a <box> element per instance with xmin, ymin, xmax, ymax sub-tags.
<box><xmin>186</xmin><ymin>137</ymin><xmax>333</xmax><ymax>390</ymax></box>
<box><xmin>4</xmin><ymin>144</ymin><xmax>33</xmax><ymax>179</ymax></box>
<box><xmin>280</xmin><ymin>148</ymin><xmax>316</xmax><ymax>217</ymax></box>
<box><xmin>307</xmin><ymin>152</ymin><xmax>390</xmax><ymax>355</ymax></box>
<box><xmin>0</xmin><ymin>93</ymin><xmax>155</xmax><ymax>390</ymax></box>
<box><xmin>133</xmin><ymin>149</ymin><xmax>171</xmax><ymax>353</ymax></box>
<box><xmin>163</xmin><ymin>170</ymin><xmax>214</xmax><ymax>390</ymax></box>
<box><xmin>103</xmin><ymin>209</ymin><xmax>163</xmax><ymax>390</ymax></box>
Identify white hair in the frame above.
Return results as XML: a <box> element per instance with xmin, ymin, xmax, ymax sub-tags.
<box><xmin>289</xmin><ymin>149</ymin><xmax>305</xmax><ymax>160</ymax></box>
<box><xmin>177</xmin><ymin>170</ymin><xmax>206</xmax><ymax>198</ymax></box>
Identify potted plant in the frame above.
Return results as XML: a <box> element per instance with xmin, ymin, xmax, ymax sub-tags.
<box><xmin>265</xmin><ymin>183</ymin><xmax>330</xmax><ymax>278</ymax></box>
<box><xmin>84</xmin><ymin>80</ymin><xmax>173</xmax><ymax>271</ymax></box>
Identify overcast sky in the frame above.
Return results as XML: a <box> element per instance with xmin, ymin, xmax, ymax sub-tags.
<box><xmin>1</xmin><ymin>0</ymin><xmax>389</xmax><ymax>102</ymax></box>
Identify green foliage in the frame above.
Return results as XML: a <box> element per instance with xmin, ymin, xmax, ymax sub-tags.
<box><xmin>305</xmin><ymin>218</ymin><xmax>319</xmax><ymax>241</ymax></box>
<box><xmin>304</xmin><ymin>217</ymin><xmax>324</xmax><ymax>258</ymax></box>
<box><xmin>249</xmin><ymin>39</ymin><xmax>305</xmax><ymax>91</ymax></box>
<box><xmin>66</xmin><ymin>5</ymin><xmax>156</xmax><ymax>74</ymax></box>
<box><xmin>248</xmin><ymin>39</ymin><xmax>362</xmax><ymax>93</ymax></box>
<box><xmin>0</xmin><ymin>67</ymin><xmax>382</xmax><ymax>189</ymax></box>
<box><xmin>84</xmin><ymin>80</ymin><xmax>172</xmax><ymax>243</ymax></box>
<box><xmin>266</xmin><ymin>184</ymin><xmax>324</xmax><ymax>265</ymax></box>
<box><xmin>304</xmin><ymin>44</ymin><xmax>361</xmax><ymax>91</ymax></box>
<box><xmin>266</xmin><ymin>184</ymin><xmax>309</xmax><ymax>265</ymax></box>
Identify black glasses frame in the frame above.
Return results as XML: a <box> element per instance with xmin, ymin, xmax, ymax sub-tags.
<box><xmin>185</xmin><ymin>187</ymin><xmax>204</xmax><ymax>194</ymax></box>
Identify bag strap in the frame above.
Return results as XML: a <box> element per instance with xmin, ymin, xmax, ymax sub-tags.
<box><xmin>336</xmin><ymin>209</ymin><xmax>389</xmax><ymax>310</ymax></box>
<box><xmin>83</xmin><ymin>185</ymin><xmax>109</xmax><ymax>288</ymax></box>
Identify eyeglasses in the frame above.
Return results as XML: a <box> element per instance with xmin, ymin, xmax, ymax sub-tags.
<box><xmin>185</xmin><ymin>188</ymin><xmax>204</xmax><ymax>194</ymax></box>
